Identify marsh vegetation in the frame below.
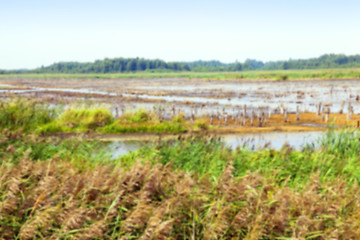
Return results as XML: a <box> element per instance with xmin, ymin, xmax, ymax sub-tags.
<box><xmin>1</xmin><ymin>71</ymin><xmax>360</xmax><ymax>239</ymax></box>
<box><xmin>1</xmin><ymin>113</ymin><xmax>360</xmax><ymax>239</ymax></box>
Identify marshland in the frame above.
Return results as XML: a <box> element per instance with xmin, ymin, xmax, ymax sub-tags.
<box><xmin>4</xmin><ymin>0</ymin><xmax>360</xmax><ymax>237</ymax></box>
<box><xmin>2</xmin><ymin>67</ymin><xmax>360</xmax><ymax>239</ymax></box>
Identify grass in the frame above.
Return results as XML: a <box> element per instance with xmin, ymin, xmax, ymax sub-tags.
<box><xmin>0</xmin><ymin>98</ymin><xmax>56</xmax><ymax>132</ymax></box>
<box><xmin>38</xmin><ymin>105</ymin><xmax>114</xmax><ymax>133</ymax></box>
<box><xmin>0</xmin><ymin>129</ymin><xmax>111</xmax><ymax>168</ymax></box>
<box><xmin>2</xmin><ymin>68</ymin><xmax>360</xmax><ymax>81</ymax></box>
<box><xmin>101</xmin><ymin>109</ymin><xmax>187</xmax><ymax>134</ymax></box>
<box><xmin>0</xmin><ymin>99</ymin><xmax>189</xmax><ymax>135</ymax></box>
<box><xmin>2</xmin><ymin>129</ymin><xmax>360</xmax><ymax>239</ymax></box>
<box><xmin>122</xmin><ymin>130</ymin><xmax>360</xmax><ymax>186</ymax></box>
<box><xmin>3</xmin><ymin>99</ymin><xmax>360</xmax><ymax>238</ymax></box>
<box><xmin>27</xmin><ymin>104</ymin><xmax>188</xmax><ymax>134</ymax></box>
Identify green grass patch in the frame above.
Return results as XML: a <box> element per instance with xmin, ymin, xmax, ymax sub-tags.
<box><xmin>2</xmin><ymin>68</ymin><xmax>360</xmax><ymax>80</ymax></box>
<box><xmin>122</xmin><ymin>129</ymin><xmax>360</xmax><ymax>187</ymax></box>
<box><xmin>101</xmin><ymin>111</ymin><xmax>187</xmax><ymax>134</ymax></box>
<box><xmin>0</xmin><ymin>99</ymin><xmax>56</xmax><ymax>132</ymax></box>
<box><xmin>37</xmin><ymin>106</ymin><xmax>114</xmax><ymax>133</ymax></box>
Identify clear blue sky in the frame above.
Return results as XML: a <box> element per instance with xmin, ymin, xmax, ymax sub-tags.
<box><xmin>1</xmin><ymin>0</ymin><xmax>360</xmax><ymax>69</ymax></box>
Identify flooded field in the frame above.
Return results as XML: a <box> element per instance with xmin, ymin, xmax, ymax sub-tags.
<box><xmin>1</xmin><ymin>78</ymin><xmax>360</xmax><ymax>114</ymax></box>
<box><xmin>1</xmin><ymin>77</ymin><xmax>359</xmax><ymax>147</ymax></box>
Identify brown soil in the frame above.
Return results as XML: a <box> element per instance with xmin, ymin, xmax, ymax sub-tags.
<box><xmin>197</xmin><ymin>112</ymin><xmax>360</xmax><ymax>134</ymax></box>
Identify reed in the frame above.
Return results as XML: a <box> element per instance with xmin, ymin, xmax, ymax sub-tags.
<box><xmin>1</xmin><ymin>130</ymin><xmax>360</xmax><ymax>239</ymax></box>
<box><xmin>3</xmin><ymin>99</ymin><xmax>360</xmax><ymax>239</ymax></box>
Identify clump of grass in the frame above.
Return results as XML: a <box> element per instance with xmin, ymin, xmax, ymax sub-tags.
<box><xmin>172</xmin><ymin>113</ymin><xmax>186</xmax><ymax>124</ymax></box>
<box><xmin>123</xmin><ymin>108</ymin><xmax>153</xmax><ymax>123</ymax></box>
<box><xmin>101</xmin><ymin>121</ymin><xmax>186</xmax><ymax>134</ymax></box>
<box><xmin>60</xmin><ymin>107</ymin><xmax>113</xmax><ymax>129</ymax></box>
<box><xmin>0</xmin><ymin>98</ymin><xmax>55</xmax><ymax>132</ymax></box>
<box><xmin>275</xmin><ymin>74</ymin><xmax>289</xmax><ymax>81</ymax></box>
<box><xmin>195</xmin><ymin>119</ymin><xmax>208</xmax><ymax>130</ymax></box>
<box><xmin>0</xmin><ymin>100</ymin><xmax>191</xmax><ymax>135</ymax></box>
<box><xmin>38</xmin><ymin>106</ymin><xmax>113</xmax><ymax>133</ymax></box>
<box><xmin>100</xmin><ymin>109</ymin><xmax>187</xmax><ymax>134</ymax></box>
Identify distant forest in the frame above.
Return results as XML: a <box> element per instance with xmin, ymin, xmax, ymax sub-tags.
<box><xmin>3</xmin><ymin>54</ymin><xmax>360</xmax><ymax>74</ymax></box>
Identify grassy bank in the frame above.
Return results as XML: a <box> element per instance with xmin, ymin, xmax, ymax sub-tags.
<box><xmin>2</xmin><ymin>68</ymin><xmax>360</xmax><ymax>81</ymax></box>
<box><xmin>0</xmin><ymin>99</ymin><xmax>189</xmax><ymax>135</ymax></box>
<box><xmin>1</xmin><ymin>129</ymin><xmax>360</xmax><ymax>239</ymax></box>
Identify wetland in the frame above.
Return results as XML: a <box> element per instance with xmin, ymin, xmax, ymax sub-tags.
<box><xmin>2</xmin><ymin>74</ymin><xmax>360</xmax><ymax>239</ymax></box>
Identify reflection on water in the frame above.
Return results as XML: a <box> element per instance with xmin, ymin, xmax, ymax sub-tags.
<box><xmin>0</xmin><ymin>86</ymin><xmax>119</xmax><ymax>96</ymax></box>
<box><xmin>131</xmin><ymin>80</ymin><xmax>360</xmax><ymax>113</ymax></box>
<box><xmin>221</xmin><ymin>131</ymin><xmax>323</xmax><ymax>150</ymax></box>
<box><xmin>107</xmin><ymin>131</ymin><xmax>325</xmax><ymax>158</ymax></box>
<box><xmin>107</xmin><ymin>141</ymin><xmax>144</xmax><ymax>159</ymax></box>
<box><xmin>2</xmin><ymin>79</ymin><xmax>360</xmax><ymax>114</ymax></box>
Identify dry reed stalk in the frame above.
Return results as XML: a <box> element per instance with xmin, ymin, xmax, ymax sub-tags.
<box><xmin>121</xmin><ymin>203</ymin><xmax>153</xmax><ymax>233</ymax></box>
<box><xmin>140</xmin><ymin>164</ymin><xmax>163</xmax><ymax>202</ymax></box>
<box><xmin>139</xmin><ymin>204</ymin><xmax>167</xmax><ymax>240</ymax></box>
<box><xmin>73</xmin><ymin>219</ymin><xmax>107</xmax><ymax>240</ymax></box>
<box><xmin>151</xmin><ymin>219</ymin><xmax>174</xmax><ymax>240</ymax></box>
<box><xmin>19</xmin><ymin>206</ymin><xmax>59</xmax><ymax>239</ymax></box>
<box><xmin>63</xmin><ymin>207</ymin><xmax>92</xmax><ymax>230</ymax></box>
<box><xmin>203</xmin><ymin>201</ymin><xmax>231</xmax><ymax>240</ymax></box>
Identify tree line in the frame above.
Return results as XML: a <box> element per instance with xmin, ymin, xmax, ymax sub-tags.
<box><xmin>2</xmin><ymin>54</ymin><xmax>360</xmax><ymax>74</ymax></box>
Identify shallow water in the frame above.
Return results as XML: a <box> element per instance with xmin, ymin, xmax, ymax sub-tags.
<box><xmin>2</xmin><ymin>79</ymin><xmax>360</xmax><ymax>117</ymax></box>
<box><xmin>221</xmin><ymin>131</ymin><xmax>323</xmax><ymax>150</ymax></box>
<box><xmin>107</xmin><ymin>131</ymin><xmax>325</xmax><ymax>158</ymax></box>
<box><xmin>0</xmin><ymin>86</ymin><xmax>119</xmax><ymax>96</ymax></box>
<box><xmin>129</xmin><ymin>80</ymin><xmax>360</xmax><ymax>113</ymax></box>
<box><xmin>107</xmin><ymin>140</ymin><xmax>144</xmax><ymax>159</ymax></box>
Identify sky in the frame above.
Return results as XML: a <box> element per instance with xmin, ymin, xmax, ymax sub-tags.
<box><xmin>1</xmin><ymin>0</ymin><xmax>360</xmax><ymax>69</ymax></box>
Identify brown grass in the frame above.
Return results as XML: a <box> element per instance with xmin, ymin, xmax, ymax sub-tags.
<box><xmin>1</xmin><ymin>149</ymin><xmax>360</xmax><ymax>239</ymax></box>
<box><xmin>196</xmin><ymin>112</ymin><xmax>360</xmax><ymax>134</ymax></box>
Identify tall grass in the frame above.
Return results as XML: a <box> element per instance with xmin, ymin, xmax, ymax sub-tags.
<box><xmin>0</xmin><ymin>99</ymin><xmax>189</xmax><ymax>135</ymax></box>
<box><xmin>3</xmin><ymin>99</ymin><xmax>360</xmax><ymax>238</ymax></box>
<box><xmin>101</xmin><ymin>108</ymin><xmax>187</xmax><ymax>134</ymax></box>
<box><xmin>126</xmin><ymin>130</ymin><xmax>360</xmax><ymax>187</ymax></box>
<box><xmin>1</xmin><ymin>130</ymin><xmax>360</xmax><ymax>239</ymax></box>
<box><xmin>37</xmin><ymin>105</ymin><xmax>114</xmax><ymax>133</ymax></box>
<box><xmin>0</xmin><ymin>129</ymin><xmax>110</xmax><ymax>168</ymax></box>
<box><xmin>0</xmin><ymin>98</ymin><xmax>56</xmax><ymax>132</ymax></box>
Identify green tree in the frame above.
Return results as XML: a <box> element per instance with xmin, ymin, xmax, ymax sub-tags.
<box><xmin>126</xmin><ymin>60</ymin><xmax>137</xmax><ymax>72</ymax></box>
<box><xmin>233</xmin><ymin>61</ymin><xmax>242</xmax><ymax>71</ymax></box>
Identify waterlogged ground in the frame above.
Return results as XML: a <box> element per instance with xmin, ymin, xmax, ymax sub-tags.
<box><xmin>1</xmin><ymin>78</ymin><xmax>360</xmax><ymax>114</ymax></box>
<box><xmin>3</xmin><ymin>78</ymin><xmax>360</xmax><ymax>238</ymax></box>
<box><xmin>1</xmin><ymin>78</ymin><xmax>358</xmax><ymax>149</ymax></box>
